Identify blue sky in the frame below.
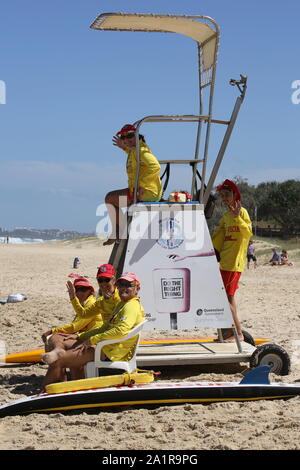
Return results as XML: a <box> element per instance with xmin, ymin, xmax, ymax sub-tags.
<box><xmin>1</xmin><ymin>0</ymin><xmax>299</xmax><ymax>232</ymax></box>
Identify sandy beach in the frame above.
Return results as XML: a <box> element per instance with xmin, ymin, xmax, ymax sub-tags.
<box><xmin>0</xmin><ymin>238</ymin><xmax>300</xmax><ymax>450</ymax></box>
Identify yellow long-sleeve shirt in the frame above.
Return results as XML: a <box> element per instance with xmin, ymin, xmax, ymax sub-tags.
<box><xmin>51</xmin><ymin>295</ymin><xmax>103</xmax><ymax>334</ymax></box>
<box><xmin>70</xmin><ymin>288</ymin><xmax>121</xmax><ymax>324</ymax></box>
<box><xmin>212</xmin><ymin>207</ymin><xmax>252</xmax><ymax>272</ymax></box>
<box><xmin>126</xmin><ymin>140</ymin><xmax>162</xmax><ymax>200</ymax></box>
<box><xmin>78</xmin><ymin>297</ymin><xmax>145</xmax><ymax>361</ymax></box>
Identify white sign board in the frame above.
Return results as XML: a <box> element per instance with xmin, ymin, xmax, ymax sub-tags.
<box><xmin>123</xmin><ymin>203</ymin><xmax>232</xmax><ymax>331</ymax></box>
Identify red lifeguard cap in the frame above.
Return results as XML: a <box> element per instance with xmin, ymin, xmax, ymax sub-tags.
<box><xmin>73</xmin><ymin>277</ymin><xmax>95</xmax><ymax>292</ymax></box>
<box><xmin>96</xmin><ymin>264</ymin><xmax>115</xmax><ymax>279</ymax></box>
<box><xmin>117</xmin><ymin>272</ymin><xmax>140</xmax><ymax>283</ymax></box>
<box><xmin>216</xmin><ymin>179</ymin><xmax>241</xmax><ymax>201</ymax></box>
<box><xmin>116</xmin><ymin>124</ymin><xmax>137</xmax><ymax>136</ymax></box>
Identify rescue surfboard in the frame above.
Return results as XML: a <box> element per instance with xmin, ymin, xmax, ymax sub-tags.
<box><xmin>0</xmin><ymin>366</ymin><xmax>299</xmax><ymax>417</ymax></box>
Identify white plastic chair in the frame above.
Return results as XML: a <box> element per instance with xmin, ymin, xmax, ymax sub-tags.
<box><xmin>84</xmin><ymin>320</ymin><xmax>147</xmax><ymax>378</ymax></box>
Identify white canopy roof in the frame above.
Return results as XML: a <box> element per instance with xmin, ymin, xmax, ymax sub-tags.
<box><xmin>90</xmin><ymin>13</ymin><xmax>219</xmax><ymax>72</ymax></box>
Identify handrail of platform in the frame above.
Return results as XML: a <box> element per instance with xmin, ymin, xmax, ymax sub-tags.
<box><xmin>133</xmin><ymin>114</ymin><xmax>229</xmax><ymax>204</ymax></box>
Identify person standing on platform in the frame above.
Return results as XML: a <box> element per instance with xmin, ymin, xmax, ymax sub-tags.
<box><xmin>212</xmin><ymin>179</ymin><xmax>253</xmax><ymax>342</ymax></box>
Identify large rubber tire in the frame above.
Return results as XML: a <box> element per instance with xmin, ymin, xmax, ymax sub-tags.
<box><xmin>250</xmin><ymin>343</ymin><xmax>291</xmax><ymax>376</ymax></box>
<box><xmin>242</xmin><ymin>330</ymin><xmax>255</xmax><ymax>346</ymax></box>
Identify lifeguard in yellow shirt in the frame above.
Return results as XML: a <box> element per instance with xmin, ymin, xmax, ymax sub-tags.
<box><xmin>104</xmin><ymin>124</ymin><xmax>162</xmax><ymax>245</ymax></box>
<box><xmin>69</xmin><ymin>264</ymin><xmax>120</xmax><ymax>325</ymax></box>
<box><xmin>212</xmin><ymin>179</ymin><xmax>252</xmax><ymax>342</ymax></box>
<box><xmin>40</xmin><ymin>272</ymin><xmax>144</xmax><ymax>390</ymax></box>
<box><xmin>41</xmin><ymin>277</ymin><xmax>98</xmax><ymax>365</ymax></box>
<box><xmin>78</xmin><ymin>272</ymin><xmax>144</xmax><ymax>362</ymax></box>
<box><xmin>41</xmin><ymin>264</ymin><xmax>120</xmax><ymax>366</ymax></box>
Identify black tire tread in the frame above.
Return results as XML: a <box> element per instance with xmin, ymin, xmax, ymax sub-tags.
<box><xmin>250</xmin><ymin>343</ymin><xmax>291</xmax><ymax>376</ymax></box>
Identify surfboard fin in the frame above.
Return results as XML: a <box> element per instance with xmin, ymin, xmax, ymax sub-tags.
<box><xmin>239</xmin><ymin>365</ymin><xmax>271</xmax><ymax>385</ymax></box>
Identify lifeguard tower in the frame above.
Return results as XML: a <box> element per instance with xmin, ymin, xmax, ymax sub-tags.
<box><xmin>90</xmin><ymin>13</ymin><xmax>290</xmax><ymax>374</ymax></box>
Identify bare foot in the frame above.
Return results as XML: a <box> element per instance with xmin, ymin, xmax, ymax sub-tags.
<box><xmin>41</xmin><ymin>348</ymin><xmax>66</xmax><ymax>365</ymax></box>
<box><xmin>224</xmin><ymin>335</ymin><xmax>244</xmax><ymax>343</ymax></box>
<box><xmin>103</xmin><ymin>238</ymin><xmax>118</xmax><ymax>246</ymax></box>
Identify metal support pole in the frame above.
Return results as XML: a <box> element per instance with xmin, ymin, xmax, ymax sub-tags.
<box><xmin>191</xmin><ymin>44</ymin><xmax>203</xmax><ymax>197</ymax></box>
<box><xmin>199</xmin><ymin>65</ymin><xmax>219</xmax><ymax>204</ymax></box>
<box><xmin>133</xmin><ymin>125</ymin><xmax>141</xmax><ymax>204</ymax></box>
<box><xmin>203</xmin><ymin>75</ymin><xmax>247</xmax><ymax>205</ymax></box>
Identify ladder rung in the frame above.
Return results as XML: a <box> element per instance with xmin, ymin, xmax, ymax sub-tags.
<box><xmin>159</xmin><ymin>159</ymin><xmax>204</xmax><ymax>164</ymax></box>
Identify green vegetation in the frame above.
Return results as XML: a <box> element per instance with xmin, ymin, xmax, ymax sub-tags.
<box><xmin>208</xmin><ymin>177</ymin><xmax>300</xmax><ymax>239</ymax></box>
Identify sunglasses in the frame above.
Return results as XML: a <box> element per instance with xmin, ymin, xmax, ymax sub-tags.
<box><xmin>75</xmin><ymin>286</ymin><xmax>92</xmax><ymax>292</ymax></box>
<box><xmin>116</xmin><ymin>280</ymin><xmax>136</xmax><ymax>288</ymax></box>
<box><xmin>97</xmin><ymin>277</ymin><xmax>113</xmax><ymax>284</ymax></box>
<box><xmin>120</xmin><ymin>133</ymin><xmax>135</xmax><ymax>140</ymax></box>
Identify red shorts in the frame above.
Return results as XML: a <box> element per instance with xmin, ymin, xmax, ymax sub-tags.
<box><xmin>220</xmin><ymin>270</ymin><xmax>241</xmax><ymax>296</ymax></box>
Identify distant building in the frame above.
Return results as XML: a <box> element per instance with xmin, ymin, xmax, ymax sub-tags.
<box><xmin>0</xmin><ymin>227</ymin><xmax>94</xmax><ymax>241</ymax></box>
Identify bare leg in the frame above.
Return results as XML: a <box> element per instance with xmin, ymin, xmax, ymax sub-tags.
<box><xmin>224</xmin><ymin>294</ymin><xmax>244</xmax><ymax>343</ymax></box>
<box><xmin>69</xmin><ymin>366</ymin><xmax>85</xmax><ymax>380</ymax></box>
<box><xmin>103</xmin><ymin>189</ymin><xmax>129</xmax><ymax>245</ymax></box>
<box><xmin>41</xmin><ymin>349</ymin><xmax>66</xmax><ymax>365</ymax></box>
<box><xmin>41</xmin><ymin>333</ymin><xmax>77</xmax><ymax>365</ymax></box>
<box><xmin>40</xmin><ymin>345</ymin><xmax>95</xmax><ymax>391</ymax></box>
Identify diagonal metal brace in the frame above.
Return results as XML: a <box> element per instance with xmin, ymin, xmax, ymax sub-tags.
<box><xmin>229</xmin><ymin>74</ymin><xmax>248</xmax><ymax>100</ymax></box>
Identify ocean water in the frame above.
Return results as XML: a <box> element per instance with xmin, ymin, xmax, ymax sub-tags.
<box><xmin>0</xmin><ymin>237</ymin><xmax>45</xmax><ymax>244</ymax></box>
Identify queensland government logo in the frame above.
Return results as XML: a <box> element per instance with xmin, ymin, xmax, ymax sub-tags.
<box><xmin>156</xmin><ymin>217</ymin><xmax>184</xmax><ymax>249</ymax></box>
<box><xmin>196</xmin><ymin>308</ymin><xmax>224</xmax><ymax>316</ymax></box>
